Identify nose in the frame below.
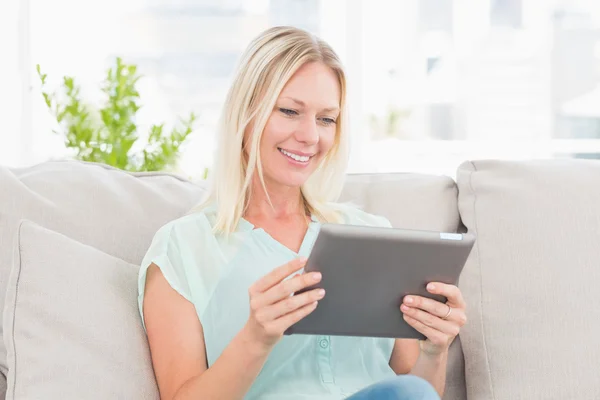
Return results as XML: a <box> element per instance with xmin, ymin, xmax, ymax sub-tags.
<box><xmin>295</xmin><ymin>116</ymin><xmax>320</xmax><ymax>146</ymax></box>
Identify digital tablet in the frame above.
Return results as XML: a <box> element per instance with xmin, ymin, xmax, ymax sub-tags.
<box><xmin>284</xmin><ymin>223</ymin><xmax>476</xmax><ymax>339</ymax></box>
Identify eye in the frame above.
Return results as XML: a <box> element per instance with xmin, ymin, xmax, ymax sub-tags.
<box><xmin>320</xmin><ymin>117</ymin><xmax>337</xmax><ymax>126</ymax></box>
<box><xmin>279</xmin><ymin>108</ymin><xmax>298</xmax><ymax>116</ymax></box>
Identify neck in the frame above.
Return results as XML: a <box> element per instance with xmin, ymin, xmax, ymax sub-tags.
<box><xmin>245</xmin><ymin>175</ymin><xmax>305</xmax><ymax>220</ymax></box>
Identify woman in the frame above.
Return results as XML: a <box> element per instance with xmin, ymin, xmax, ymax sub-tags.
<box><xmin>138</xmin><ymin>26</ymin><xmax>467</xmax><ymax>400</ymax></box>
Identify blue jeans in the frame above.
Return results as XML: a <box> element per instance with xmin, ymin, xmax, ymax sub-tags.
<box><xmin>345</xmin><ymin>375</ymin><xmax>440</xmax><ymax>400</ymax></box>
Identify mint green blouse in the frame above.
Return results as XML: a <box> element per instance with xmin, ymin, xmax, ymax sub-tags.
<box><xmin>138</xmin><ymin>204</ymin><xmax>397</xmax><ymax>399</ymax></box>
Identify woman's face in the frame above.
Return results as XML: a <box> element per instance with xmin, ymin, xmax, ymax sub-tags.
<box><xmin>250</xmin><ymin>62</ymin><xmax>341</xmax><ymax>189</ymax></box>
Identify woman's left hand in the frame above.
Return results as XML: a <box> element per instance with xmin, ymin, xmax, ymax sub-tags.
<box><xmin>400</xmin><ymin>282</ymin><xmax>467</xmax><ymax>356</ymax></box>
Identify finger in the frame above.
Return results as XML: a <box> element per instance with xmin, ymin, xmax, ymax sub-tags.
<box><xmin>249</xmin><ymin>257</ymin><xmax>307</xmax><ymax>294</ymax></box>
<box><xmin>401</xmin><ymin>304</ymin><xmax>460</xmax><ymax>338</ymax></box>
<box><xmin>258</xmin><ymin>288</ymin><xmax>325</xmax><ymax>321</ymax></box>
<box><xmin>403</xmin><ymin>295</ymin><xmax>453</xmax><ymax>320</ymax></box>
<box><xmin>272</xmin><ymin>300</ymin><xmax>319</xmax><ymax>333</ymax></box>
<box><xmin>426</xmin><ymin>282</ymin><xmax>466</xmax><ymax>308</ymax></box>
<box><xmin>257</xmin><ymin>271</ymin><xmax>322</xmax><ymax>308</ymax></box>
<box><xmin>403</xmin><ymin>315</ymin><xmax>450</xmax><ymax>348</ymax></box>
<box><xmin>403</xmin><ymin>296</ymin><xmax>467</xmax><ymax>325</ymax></box>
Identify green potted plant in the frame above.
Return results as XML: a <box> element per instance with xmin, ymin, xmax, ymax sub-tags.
<box><xmin>37</xmin><ymin>57</ymin><xmax>196</xmax><ymax>173</ymax></box>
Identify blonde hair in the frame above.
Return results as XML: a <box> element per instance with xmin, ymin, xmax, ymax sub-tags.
<box><xmin>194</xmin><ymin>26</ymin><xmax>350</xmax><ymax>234</ymax></box>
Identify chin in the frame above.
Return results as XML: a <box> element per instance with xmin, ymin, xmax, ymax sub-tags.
<box><xmin>272</xmin><ymin>172</ymin><xmax>311</xmax><ymax>188</ymax></box>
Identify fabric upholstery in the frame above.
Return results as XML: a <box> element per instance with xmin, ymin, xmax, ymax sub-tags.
<box><xmin>3</xmin><ymin>221</ymin><xmax>159</xmax><ymax>399</ymax></box>
<box><xmin>456</xmin><ymin>160</ymin><xmax>600</xmax><ymax>400</ymax></box>
<box><xmin>0</xmin><ymin>160</ymin><xmax>206</xmax><ymax>391</ymax></box>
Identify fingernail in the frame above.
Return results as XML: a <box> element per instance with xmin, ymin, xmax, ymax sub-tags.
<box><xmin>311</xmin><ymin>272</ymin><xmax>322</xmax><ymax>281</ymax></box>
<box><xmin>427</xmin><ymin>283</ymin><xmax>436</xmax><ymax>291</ymax></box>
<box><xmin>298</xmin><ymin>257</ymin><xmax>308</xmax><ymax>263</ymax></box>
<box><xmin>401</xmin><ymin>304</ymin><xmax>409</xmax><ymax>311</ymax></box>
<box><xmin>405</xmin><ymin>296</ymin><xmax>413</xmax><ymax>304</ymax></box>
<box><xmin>317</xmin><ymin>289</ymin><xmax>325</xmax><ymax>297</ymax></box>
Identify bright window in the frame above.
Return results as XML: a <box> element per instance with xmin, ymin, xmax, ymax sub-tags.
<box><xmin>3</xmin><ymin>0</ymin><xmax>600</xmax><ymax>179</ymax></box>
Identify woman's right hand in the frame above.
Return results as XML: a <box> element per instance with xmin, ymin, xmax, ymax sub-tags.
<box><xmin>243</xmin><ymin>257</ymin><xmax>325</xmax><ymax>350</ymax></box>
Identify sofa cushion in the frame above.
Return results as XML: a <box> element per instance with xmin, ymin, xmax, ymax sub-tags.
<box><xmin>0</xmin><ymin>160</ymin><xmax>206</xmax><ymax>391</ymax></box>
<box><xmin>3</xmin><ymin>221</ymin><xmax>159</xmax><ymax>399</ymax></box>
<box><xmin>340</xmin><ymin>173</ymin><xmax>465</xmax><ymax>400</ymax></box>
<box><xmin>341</xmin><ymin>173</ymin><xmax>460</xmax><ymax>232</ymax></box>
<box><xmin>456</xmin><ymin>160</ymin><xmax>600</xmax><ymax>399</ymax></box>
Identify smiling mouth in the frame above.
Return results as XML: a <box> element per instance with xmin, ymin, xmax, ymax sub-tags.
<box><xmin>278</xmin><ymin>148</ymin><xmax>314</xmax><ymax>163</ymax></box>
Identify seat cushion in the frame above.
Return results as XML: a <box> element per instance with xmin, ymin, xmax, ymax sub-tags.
<box><xmin>0</xmin><ymin>160</ymin><xmax>207</xmax><ymax>391</ymax></box>
<box><xmin>3</xmin><ymin>221</ymin><xmax>159</xmax><ymax>399</ymax></box>
<box><xmin>456</xmin><ymin>160</ymin><xmax>600</xmax><ymax>399</ymax></box>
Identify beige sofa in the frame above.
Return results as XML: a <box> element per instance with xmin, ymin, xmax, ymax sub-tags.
<box><xmin>1</xmin><ymin>159</ymin><xmax>599</xmax><ymax>399</ymax></box>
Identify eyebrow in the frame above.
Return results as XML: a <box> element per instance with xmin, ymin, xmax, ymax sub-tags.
<box><xmin>281</xmin><ymin>97</ymin><xmax>340</xmax><ymax>113</ymax></box>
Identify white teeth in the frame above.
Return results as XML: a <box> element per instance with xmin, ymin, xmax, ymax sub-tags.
<box><xmin>279</xmin><ymin>148</ymin><xmax>310</xmax><ymax>162</ymax></box>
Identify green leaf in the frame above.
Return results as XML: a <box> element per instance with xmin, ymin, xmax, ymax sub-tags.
<box><xmin>42</xmin><ymin>93</ymin><xmax>51</xmax><ymax>108</ymax></box>
<box><xmin>37</xmin><ymin>56</ymin><xmax>198</xmax><ymax>172</ymax></box>
<box><xmin>63</xmin><ymin>77</ymin><xmax>74</xmax><ymax>90</ymax></box>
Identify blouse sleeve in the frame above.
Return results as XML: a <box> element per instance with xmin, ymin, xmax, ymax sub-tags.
<box><xmin>137</xmin><ymin>222</ymin><xmax>192</xmax><ymax>330</ymax></box>
<box><xmin>137</xmin><ymin>214</ymin><xmax>223</xmax><ymax>330</ymax></box>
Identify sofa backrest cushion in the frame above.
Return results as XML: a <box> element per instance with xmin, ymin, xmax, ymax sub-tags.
<box><xmin>457</xmin><ymin>160</ymin><xmax>600</xmax><ymax>399</ymax></box>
